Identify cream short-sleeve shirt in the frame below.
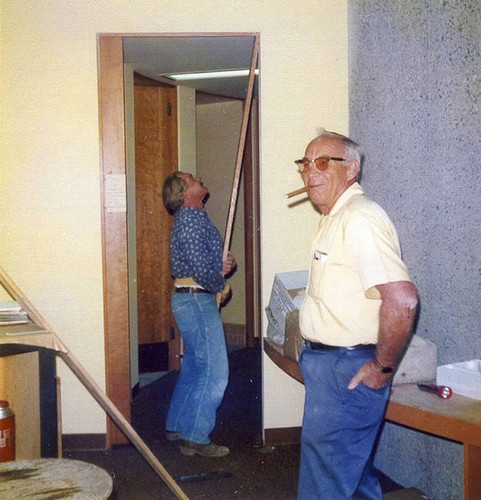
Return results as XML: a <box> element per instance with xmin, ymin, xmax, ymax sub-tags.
<box><xmin>299</xmin><ymin>183</ymin><xmax>412</xmax><ymax>346</ymax></box>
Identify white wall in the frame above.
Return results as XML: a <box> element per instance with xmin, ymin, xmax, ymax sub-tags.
<box><xmin>0</xmin><ymin>0</ymin><xmax>349</xmax><ymax>434</ymax></box>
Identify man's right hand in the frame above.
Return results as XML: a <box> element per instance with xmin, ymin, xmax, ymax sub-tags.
<box><xmin>222</xmin><ymin>252</ymin><xmax>237</xmax><ymax>276</ymax></box>
<box><xmin>347</xmin><ymin>361</ymin><xmax>393</xmax><ymax>390</ymax></box>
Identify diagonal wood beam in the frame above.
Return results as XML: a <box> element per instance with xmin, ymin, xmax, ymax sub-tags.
<box><xmin>222</xmin><ymin>37</ymin><xmax>259</xmax><ymax>260</ymax></box>
<box><xmin>0</xmin><ymin>265</ymin><xmax>189</xmax><ymax>500</ymax></box>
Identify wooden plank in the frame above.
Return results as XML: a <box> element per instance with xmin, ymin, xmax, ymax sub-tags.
<box><xmin>58</xmin><ymin>349</ymin><xmax>189</xmax><ymax>500</ymax></box>
<box><xmin>97</xmin><ymin>35</ymin><xmax>130</xmax><ymax>446</ymax></box>
<box><xmin>222</xmin><ymin>38</ymin><xmax>259</xmax><ymax>261</ymax></box>
<box><xmin>0</xmin><ymin>254</ymin><xmax>188</xmax><ymax>497</ymax></box>
<box><xmin>0</xmin><ymin>266</ymin><xmax>54</xmax><ymax>333</ymax></box>
<box><xmin>0</xmin><ymin>352</ymin><xmax>41</xmax><ymax>459</ymax></box>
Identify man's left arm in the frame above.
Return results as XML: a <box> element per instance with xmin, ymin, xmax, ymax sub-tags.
<box><xmin>348</xmin><ymin>280</ymin><xmax>419</xmax><ymax>390</ymax></box>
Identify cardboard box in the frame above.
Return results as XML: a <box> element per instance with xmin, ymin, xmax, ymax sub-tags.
<box><xmin>437</xmin><ymin>359</ymin><xmax>481</xmax><ymax>400</ymax></box>
<box><xmin>393</xmin><ymin>335</ymin><xmax>438</xmax><ymax>385</ymax></box>
<box><xmin>283</xmin><ymin>309</ymin><xmax>304</xmax><ymax>362</ymax></box>
<box><xmin>265</xmin><ymin>270</ymin><xmax>308</xmax><ymax>346</ymax></box>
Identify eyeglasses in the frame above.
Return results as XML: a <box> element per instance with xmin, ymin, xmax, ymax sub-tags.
<box><xmin>294</xmin><ymin>155</ymin><xmax>346</xmax><ymax>173</ymax></box>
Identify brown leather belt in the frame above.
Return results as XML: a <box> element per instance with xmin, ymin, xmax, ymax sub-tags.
<box><xmin>307</xmin><ymin>341</ymin><xmax>375</xmax><ymax>351</ymax></box>
<box><xmin>174</xmin><ymin>287</ymin><xmax>213</xmax><ymax>294</ymax></box>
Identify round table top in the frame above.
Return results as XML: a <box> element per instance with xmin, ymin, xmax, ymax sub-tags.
<box><xmin>0</xmin><ymin>458</ymin><xmax>113</xmax><ymax>499</ymax></box>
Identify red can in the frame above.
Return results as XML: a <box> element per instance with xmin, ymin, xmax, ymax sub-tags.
<box><xmin>0</xmin><ymin>400</ymin><xmax>15</xmax><ymax>462</ymax></box>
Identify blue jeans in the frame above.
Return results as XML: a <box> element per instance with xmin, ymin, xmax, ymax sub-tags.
<box><xmin>298</xmin><ymin>345</ymin><xmax>390</xmax><ymax>500</ymax></box>
<box><xmin>166</xmin><ymin>292</ymin><xmax>228</xmax><ymax>445</ymax></box>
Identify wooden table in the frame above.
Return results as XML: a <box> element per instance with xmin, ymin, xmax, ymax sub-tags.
<box><xmin>0</xmin><ymin>459</ymin><xmax>113</xmax><ymax>499</ymax></box>
<box><xmin>386</xmin><ymin>383</ymin><xmax>481</xmax><ymax>500</ymax></box>
<box><xmin>264</xmin><ymin>339</ymin><xmax>481</xmax><ymax>500</ymax></box>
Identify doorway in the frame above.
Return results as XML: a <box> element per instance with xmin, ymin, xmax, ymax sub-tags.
<box><xmin>97</xmin><ymin>33</ymin><xmax>261</xmax><ymax>446</ymax></box>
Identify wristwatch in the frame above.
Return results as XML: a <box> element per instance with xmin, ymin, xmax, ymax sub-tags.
<box><xmin>372</xmin><ymin>357</ymin><xmax>394</xmax><ymax>374</ymax></box>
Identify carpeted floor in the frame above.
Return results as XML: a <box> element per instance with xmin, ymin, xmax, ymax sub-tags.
<box><xmin>66</xmin><ymin>346</ymin><xmax>403</xmax><ymax>499</ymax></box>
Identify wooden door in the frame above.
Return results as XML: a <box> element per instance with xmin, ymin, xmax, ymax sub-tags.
<box><xmin>134</xmin><ymin>82</ymin><xmax>177</xmax><ymax>355</ymax></box>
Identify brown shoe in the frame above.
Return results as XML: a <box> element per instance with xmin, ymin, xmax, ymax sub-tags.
<box><xmin>179</xmin><ymin>440</ymin><xmax>230</xmax><ymax>457</ymax></box>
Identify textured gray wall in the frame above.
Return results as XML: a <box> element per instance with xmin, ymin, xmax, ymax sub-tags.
<box><xmin>349</xmin><ymin>1</ymin><xmax>481</xmax><ymax>499</ymax></box>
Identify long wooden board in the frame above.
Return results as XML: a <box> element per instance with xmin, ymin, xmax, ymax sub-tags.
<box><xmin>0</xmin><ymin>265</ymin><xmax>189</xmax><ymax>500</ymax></box>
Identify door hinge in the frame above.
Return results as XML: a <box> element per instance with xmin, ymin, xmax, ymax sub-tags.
<box><xmin>170</xmin><ymin>326</ymin><xmax>175</xmax><ymax>340</ymax></box>
<box><xmin>167</xmin><ymin>102</ymin><xmax>172</xmax><ymax>116</ymax></box>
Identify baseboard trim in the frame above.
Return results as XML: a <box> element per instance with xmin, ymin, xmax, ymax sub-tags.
<box><xmin>224</xmin><ymin>322</ymin><xmax>246</xmax><ymax>347</ymax></box>
<box><xmin>62</xmin><ymin>433</ymin><xmax>107</xmax><ymax>451</ymax></box>
<box><xmin>264</xmin><ymin>426</ymin><xmax>301</xmax><ymax>445</ymax></box>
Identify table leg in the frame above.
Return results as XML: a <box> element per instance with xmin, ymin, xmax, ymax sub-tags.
<box><xmin>464</xmin><ymin>443</ymin><xmax>481</xmax><ymax>500</ymax></box>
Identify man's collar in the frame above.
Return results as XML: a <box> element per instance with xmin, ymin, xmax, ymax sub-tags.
<box><xmin>177</xmin><ymin>206</ymin><xmax>206</xmax><ymax>214</ymax></box>
<box><xmin>326</xmin><ymin>182</ymin><xmax>364</xmax><ymax>216</ymax></box>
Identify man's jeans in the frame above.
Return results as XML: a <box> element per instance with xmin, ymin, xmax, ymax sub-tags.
<box><xmin>298</xmin><ymin>345</ymin><xmax>390</xmax><ymax>500</ymax></box>
<box><xmin>166</xmin><ymin>292</ymin><xmax>228</xmax><ymax>445</ymax></box>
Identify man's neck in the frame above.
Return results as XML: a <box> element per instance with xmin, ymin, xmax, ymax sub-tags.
<box><xmin>182</xmin><ymin>200</ymin><xmax>205</xmax><ymax>209</ymax></box>
<box><xmin>320</xmin><ymin>180</ymin><xmax>358</xmax><ymax>216</ymax></box>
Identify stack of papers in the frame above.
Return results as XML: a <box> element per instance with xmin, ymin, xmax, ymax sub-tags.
<box><xmin>0</xmin><ymin>301</ymin><xmax>29</xmax><ymax>326</ymax></box>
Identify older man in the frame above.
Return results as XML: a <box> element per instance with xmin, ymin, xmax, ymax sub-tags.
<box><xmin>296</xmin><ymin>130</ymin><xmax>419</xmax><ymax>499</ymax></box>
<box><xmin>162</xmin><ymin>171</ymin><xmax>235</xmax><ymax>457</ymax></box>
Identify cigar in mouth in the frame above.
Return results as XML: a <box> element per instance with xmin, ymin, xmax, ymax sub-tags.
<box><xmin>284</xmin><ymin>186</ymin><xmax>308</xmax><ymax>199</ymax></box>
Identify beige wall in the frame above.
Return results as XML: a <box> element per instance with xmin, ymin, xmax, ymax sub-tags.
<box><xmin>177</xmin><ymin>86</ymin><xmax>197</xmax><ymax>173</ymax></box>
<box><xmin>0</xmin><ymin>0</ymin><xmax>349</xmax><ymax>434</ymax></box>
<box><xmin>197</xmin><ymin>100</ymin><xmax>246</xmax><ymax>326</ymax></box>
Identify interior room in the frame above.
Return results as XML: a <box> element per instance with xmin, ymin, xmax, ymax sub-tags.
<box><xmin>1</xmin><ymin>2</ymin><xmax>480</xmax><ymax>500</ymax></box>
<box><xmin>121</xmin><ymin>34</ymin><xmax>261</xmax><ymax>394</ymax></box>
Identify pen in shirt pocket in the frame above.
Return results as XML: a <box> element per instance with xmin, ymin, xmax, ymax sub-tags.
<box><xmin>313</xmin><ymin>250</ymin><xmax>328</xmax><ymax>262</ymax></box>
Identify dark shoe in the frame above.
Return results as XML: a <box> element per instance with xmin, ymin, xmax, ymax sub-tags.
<box><xmin>179</xmin><ymin>440</ymin><xmax>230</xmax><ymax>457</ymax></box>
<box><xmin>165</xmin><ymin>430</ymin><xmax>182</xmax><ymax>442</ymax></box>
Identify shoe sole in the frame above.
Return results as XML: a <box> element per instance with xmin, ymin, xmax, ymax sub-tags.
<box><xmin>166</xmin><ymin>432</ymin><xmax>182</xmax><ymax>442</ymax></box>
<box><xmin>179</xmin><ymin>446</ymin><xmax>197</xmax><ymax>456</ymax></box>
<box><xmin>179</xmin><ymin>445</ymin><xmax>230</xmax><ymax>458</ymax></box>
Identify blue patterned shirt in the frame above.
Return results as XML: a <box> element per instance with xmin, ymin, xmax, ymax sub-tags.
<box><xmin>170</xmin><ymin>207</ymin><xmax>225</xmax><ymax>292</ymax></box>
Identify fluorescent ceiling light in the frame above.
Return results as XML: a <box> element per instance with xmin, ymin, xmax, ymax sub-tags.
<box><xmin>165</xmin><ymin>69</ymin><xmax>259</xmax><ymax>81</ymax></box>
